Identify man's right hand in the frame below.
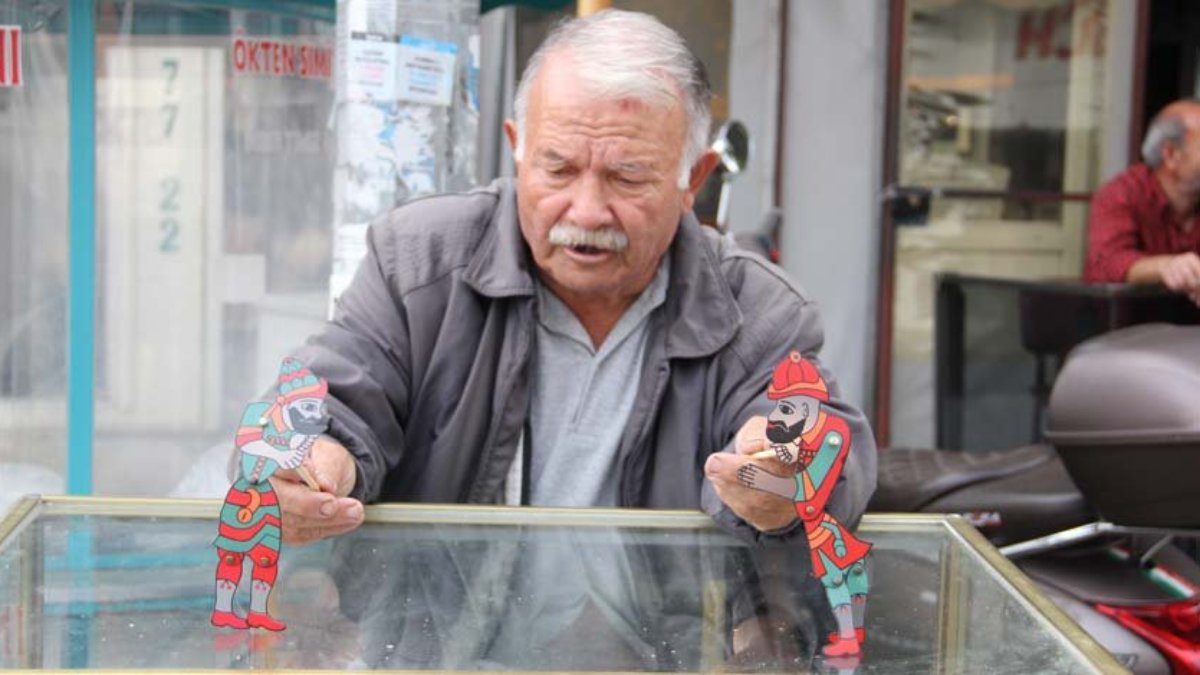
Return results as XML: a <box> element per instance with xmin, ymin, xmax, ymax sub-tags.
<box><xmin>1159</xmin><ymin>252</ymin><xmax>1200</xmax><ymax>294</ymax></box>
<box><xmin>271</xmin><ymin>436</ymin><xmax>364</xmax><ymax>545</ymax></box>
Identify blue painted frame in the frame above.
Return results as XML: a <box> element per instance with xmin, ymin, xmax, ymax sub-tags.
<box><xmin>67</xmin><ymin>0</ymin><xmax>96</xmax><ymax>496</ymax></box>
<box><xmin>63</xmin><ymin>0</ymin><xmax>334</xmax><ymax>496</ymax></box>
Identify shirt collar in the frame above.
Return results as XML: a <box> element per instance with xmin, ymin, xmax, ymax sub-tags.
<box><xmin>1136</xmin><ymin>164</ymin><xmax>1173</xmax><ymax>219</ymax></box>
<box><xmin>535</xmin><ymin>255</ymin><xmax>670</xmax><ymax>356</ymax></box>
<box><xmin>1137</xmin><ymin>163</ymin><xmax>1197</xmax><ymax>224</ymax></box>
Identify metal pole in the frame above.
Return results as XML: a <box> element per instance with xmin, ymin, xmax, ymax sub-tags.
<box><xmin>67</xmin><ymin>0</ymin><xmax>96</xmax><ymax>496</ymax></box>
<box><xmin>577</xmin><ymin>0</ymin><xmax>611</xmax><ymax>17</ymax></box>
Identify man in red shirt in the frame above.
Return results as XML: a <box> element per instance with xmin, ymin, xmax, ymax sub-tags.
<box><xmin>1086</xmin><ymin>99</ymin><xmax>1200</xmax><ymax>303</ymax></box>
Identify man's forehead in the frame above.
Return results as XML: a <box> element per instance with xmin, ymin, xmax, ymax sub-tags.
<box><xmin>535</xmin><ymin>145</ymin><xmax>662</xmax><ymax>170</ymax></box>
<box><xmin>530</xmin><ymin>55</ymin><xmax>685</xmax><ymax>124</ymax></box>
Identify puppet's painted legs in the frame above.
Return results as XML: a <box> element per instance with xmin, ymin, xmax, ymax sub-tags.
<box><xmin>210</xmin><ymin>543</ymin><xmax>284</xmax><ymax>631</ymax></box>
<box><xmin>848</xmin><ymin>560</ymin><xmax>870</xmax><ymax>642</ymax></box>
<box><xmin>212</xmin><ymin>549</ymin><xmax>248</xmax><ymax>629</ymax></box>
<box><xmin>244</xmin><ymin>543</ymin><xmax>285</xmax><ymax>631</ymax></box>
<box><xmin>819</xmin><ymin>552</ymin><xmax>861</xmax><ymax>657</ymax></box>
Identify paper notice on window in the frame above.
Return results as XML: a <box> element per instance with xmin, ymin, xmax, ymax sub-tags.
<box><xmin>347</xmin><ymin>32</ymin><xmax>399</xmax><ymax>101</ymax></box>
<box><xmin>396</xmin><ymin>35</ymin><xmax>457</xmax><ymax>107</ymax></box>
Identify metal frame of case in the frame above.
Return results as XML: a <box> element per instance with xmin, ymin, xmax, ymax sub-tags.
<box><xmin>0</xmin><ymin>496</ymin><xmax>1125</xmax><ymax>673</ymax></box>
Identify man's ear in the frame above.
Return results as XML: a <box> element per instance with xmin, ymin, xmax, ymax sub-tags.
<box><xmin>682</xmin><ymin>150</ymin><xmax>721</xmax><ymax>211</ymax></box>
<box><xmin>504</xmin><ymin>119</ymin><xmax>519</xmax><ymax>159</ymax></box>
<box><xmin>1162</xmin><ymin>138</ymin><xmax>1188</xmax><ymax>172</ymax></box>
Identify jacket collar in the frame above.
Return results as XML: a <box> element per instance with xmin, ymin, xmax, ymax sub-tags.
<box><xmin>463</xmin><ymin>178</ymin><xmax>740</xmax><ymax>358</ymax></box>
<box><xmin>462</xmin><ymin>179</ymin><xmax>538</xmax><ymax>298</ymax></box>
<box><xmin>662</xmin><ymin>211</ymin><xmax>741</xmax><ymax>358</ymax></box>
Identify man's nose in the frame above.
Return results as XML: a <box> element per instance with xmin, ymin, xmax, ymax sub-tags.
<box><xmin>567</xmin><ymin>173</ymin><xmax>612</xmax><ymax>228</ymax></box>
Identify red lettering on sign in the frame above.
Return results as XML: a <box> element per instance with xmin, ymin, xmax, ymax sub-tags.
<box><xmin>1016</xmin><ymin>8</ymin><xmax>1056</xmax><ymax>60</ymax></box>
<box><xmin>232</xmin><ymin>36</ymin><xmax>247</xmax><ymax>72</ymax></box>
<box><xmin>281</xmin><ymin>43</ymin><xmax>295</xmax><ymax>76</ymax></box>
<box><xmin>230</xmin><ymin>35</ymin><xmax>331</xmax><ymax>80</ymax></box>
<box><xmin>0</xmin><ymin>26</ymin><xmax>21</xmax><ymax>87</ymax></box>
<box><xmin>1016</xmin><ymin>0</ymin><xmax>1105</xmax><ymax>61</ymax></box>
<box><xmin>313</xmin><ymin>46</ymin><xmax>331</xmax><ymax>79</ymax></box>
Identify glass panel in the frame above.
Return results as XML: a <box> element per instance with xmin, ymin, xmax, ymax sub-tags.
<box><xmin>93</xmin><ymin>2</ymin><xmax>335</xmax><ymax>497</ymax></box>
<box><xmin>889</xmin><ymin>0</ymin><xmax>1114</xmax><ymax>448</ymax></box>
<box><xmin>947</xmin><ymin>535</ymin><xmax>1087</xmax><ymax>673</ymax></box>
<box><xmin>0</xmin><ymin>508</ymin><xmax>1105</xmax><ymax>672</ymax></box>
<box><xmin>0</xmin><ymin>2</ymin><xmax>70</xmax><ymax>510</ymax></box>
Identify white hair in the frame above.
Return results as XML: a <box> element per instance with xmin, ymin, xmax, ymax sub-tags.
<box><xmin>1143</xmin><ymin>111</ymin><xmax>1188</xmax><ymax>169</ymax></box>
<box><xmin>512</xmin><ymin>9</ymin><xmax>713</xmax><ymax>190</ymax></box>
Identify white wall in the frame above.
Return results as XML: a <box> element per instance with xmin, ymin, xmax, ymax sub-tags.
<box><xmin>1101</xmin><ymin>0</ymin><xmax>1137</xmax><ymax>181</ymax></box>
<box><xmin>779</xmin><ymin>1</ymin><xmax>889</xmax><ymax>413</ymax></box>
<box><xmin>726</xmin><ymin>0</ymin><xmax>782</xmax><ymax>237</ymax></box>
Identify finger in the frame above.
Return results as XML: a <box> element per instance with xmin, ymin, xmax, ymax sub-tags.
<box><xmin>302</xmin><ymin>456</ymin><xmax>337</xmax><ymax>493</ymax></box>
<box><xmin>310</xmin><ymin>438</ymin><xmax>356</xmax><ymax>496</ymax></box>
<box><xmin>271</xmin><ymin>476</ymin><xmax>339</xmax><ymax>520</ymax></box>
<box><xmin>735</xmin><ymin>416</ymin><xmax>768</xmax><ymax>455</ymax></box>
<box><xmin>285</xmin><ymin>519</ymin><xmax>362</xmax><ymax>545</ymax></box>
<box><xmin>282</xmin><ymin>500</ymin><xmax>364</xmax><ymax>545</ymax></box>
<box><xmin>1183</xmin><ymin>259</ymin><xmax>1200</xmax><ymax>289</ymax></box>
<box><xmin>704</xmin><ymin>452</ymin><xmax>745</xmax><ymax>485</ymax></box>
<box><xmin>1164</xmin><ymin>259</ymin><xmax>1185</xmax><ymax>290</ymax></box>
<box><xmin>1178</xmin><ymin>255</ymin><xmax>1200</xmax><ymax>285</ymax></box>
<box><xmin>739</xmin><ymin>437</ymin><xmax>766</xmax><ymax>455</ymax></box>
<box><xmin>273</xmin><ymin>467</ymin><xmax>304</xmax><ymax>484</ymax></box>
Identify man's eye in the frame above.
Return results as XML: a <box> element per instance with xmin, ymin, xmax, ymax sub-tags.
<box><xmin>615</xmin><ymin>176</ymin><xmax>643</xmax><ymax>187</ymax></box>
<box><xmin>780</xmin><ymin>403</ymin><xmax>794</xmax><ymax>415</ymax></box>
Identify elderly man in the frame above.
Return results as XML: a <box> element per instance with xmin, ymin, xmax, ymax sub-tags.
<box><xmin>273</xmin><ymin>10</ymin><xmax>875</xmax><ymax>553</ymax></box>
<box><xmin>1086</xmin><ymin>100</ymin><xmax>1200</xmax><ymax>303</ymax></box>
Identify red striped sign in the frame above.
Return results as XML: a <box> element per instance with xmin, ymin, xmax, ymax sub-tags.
<box><xmin>0</xmin><ymin>26</ymin><xmax>20</xmax><ymax>87</ymax></box>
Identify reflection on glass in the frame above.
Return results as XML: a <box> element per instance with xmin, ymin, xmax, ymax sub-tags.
<box><xmin>0</xmin><ymin>507</ymin><xmax>1109</xmax><ymax>673</ymax></box>
<box><xmin>901</xmin><ymin>0</ymin><xmax>1107</xmax><ymax>201</ymax></box>
<box><xmin>93</xmin><ymin>2</ymin><xmax>335</xmax><ymax>498</ymax></box>
<box><xmin>889</xmin><ymin>0</ymin><xmax>1113</xmax><ymax>448</ymax></box>
<box><xmin>0</xmin><ymin>1</ymin><xmax>70</xmax><ymax>509</ymax></box>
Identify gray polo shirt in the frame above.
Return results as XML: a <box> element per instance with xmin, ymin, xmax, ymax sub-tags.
<box><xmin>525</xmin><ymin>260</ymin><xmax>670</xmax><ymax>507</ymax></box>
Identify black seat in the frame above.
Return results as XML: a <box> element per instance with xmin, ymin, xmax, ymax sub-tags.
<box><xmin>871</xmin><ymin>444</ymin><xmax>1094</xmax><ymax>544</ymax></box>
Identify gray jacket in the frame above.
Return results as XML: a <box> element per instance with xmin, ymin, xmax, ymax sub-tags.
<box><xmin>297</xmin><ymin>179</ymin><xmax>876</xmax><ymax>542</ymax></box>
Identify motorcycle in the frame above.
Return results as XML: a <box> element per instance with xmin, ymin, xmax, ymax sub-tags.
<box><xmin>873</xmin><ymin>323</ymin><xmax>1200</xmax><ymax>674</ymax></box>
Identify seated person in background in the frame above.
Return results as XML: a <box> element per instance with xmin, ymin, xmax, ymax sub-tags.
<box><xmin>1085</xmin><ymin>99</ymin><xmax>1200</xmax><ymax>303</ymax></box>
<box><xmin>269</xmin><ymin>10</ymin><xmax>875</xmax><ymax>550</ymax></box>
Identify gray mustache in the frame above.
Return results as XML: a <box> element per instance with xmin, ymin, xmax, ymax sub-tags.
<box><xmin>548</xmin><ymin>222</ymin><xmax>629</xmax><ymax>252</ymax></box>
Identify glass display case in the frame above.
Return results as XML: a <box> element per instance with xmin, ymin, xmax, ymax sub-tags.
<box><xmin>0</xmin><ymin>496</ymin><xmax>1122</xmax><ymax>672</ymax></box>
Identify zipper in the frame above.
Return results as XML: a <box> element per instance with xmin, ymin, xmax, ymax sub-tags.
<box><xmin>466</xmin><ymin>301</ymin><xmax>534</xmax><ymax>503</ymax></box>
<box><xmin>618</xmin><ymin>359</ymin><xmax>671</xmax><ymax>507</ymax></box>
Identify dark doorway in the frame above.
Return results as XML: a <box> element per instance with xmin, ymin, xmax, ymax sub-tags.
<box><xmin>1140</xmin><ymin>0</ymin><xmax>1200</xmax><ymax>138</ymax></box>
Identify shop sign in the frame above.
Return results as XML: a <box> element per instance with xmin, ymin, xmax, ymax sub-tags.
<box><xmin>0</xmin><ymin>25</ymin><xmax>20</xmax><ymax>87</ymax></box>
<box><xmin>231</xmin><ymin>33</ymin><xmax>332</xmax><ymax>80</ymax></box>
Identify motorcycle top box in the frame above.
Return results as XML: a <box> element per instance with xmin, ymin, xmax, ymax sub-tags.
<box><xmin>1045</xmin><ymin>323</ymin><xmax>1200</xmax><ymax>528</ymax></box>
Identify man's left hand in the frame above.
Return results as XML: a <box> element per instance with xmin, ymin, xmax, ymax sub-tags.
<box><xmin>705</xmin><ymin>415</ymin><xmax>798</xmax><ymax>532</ymax></box>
